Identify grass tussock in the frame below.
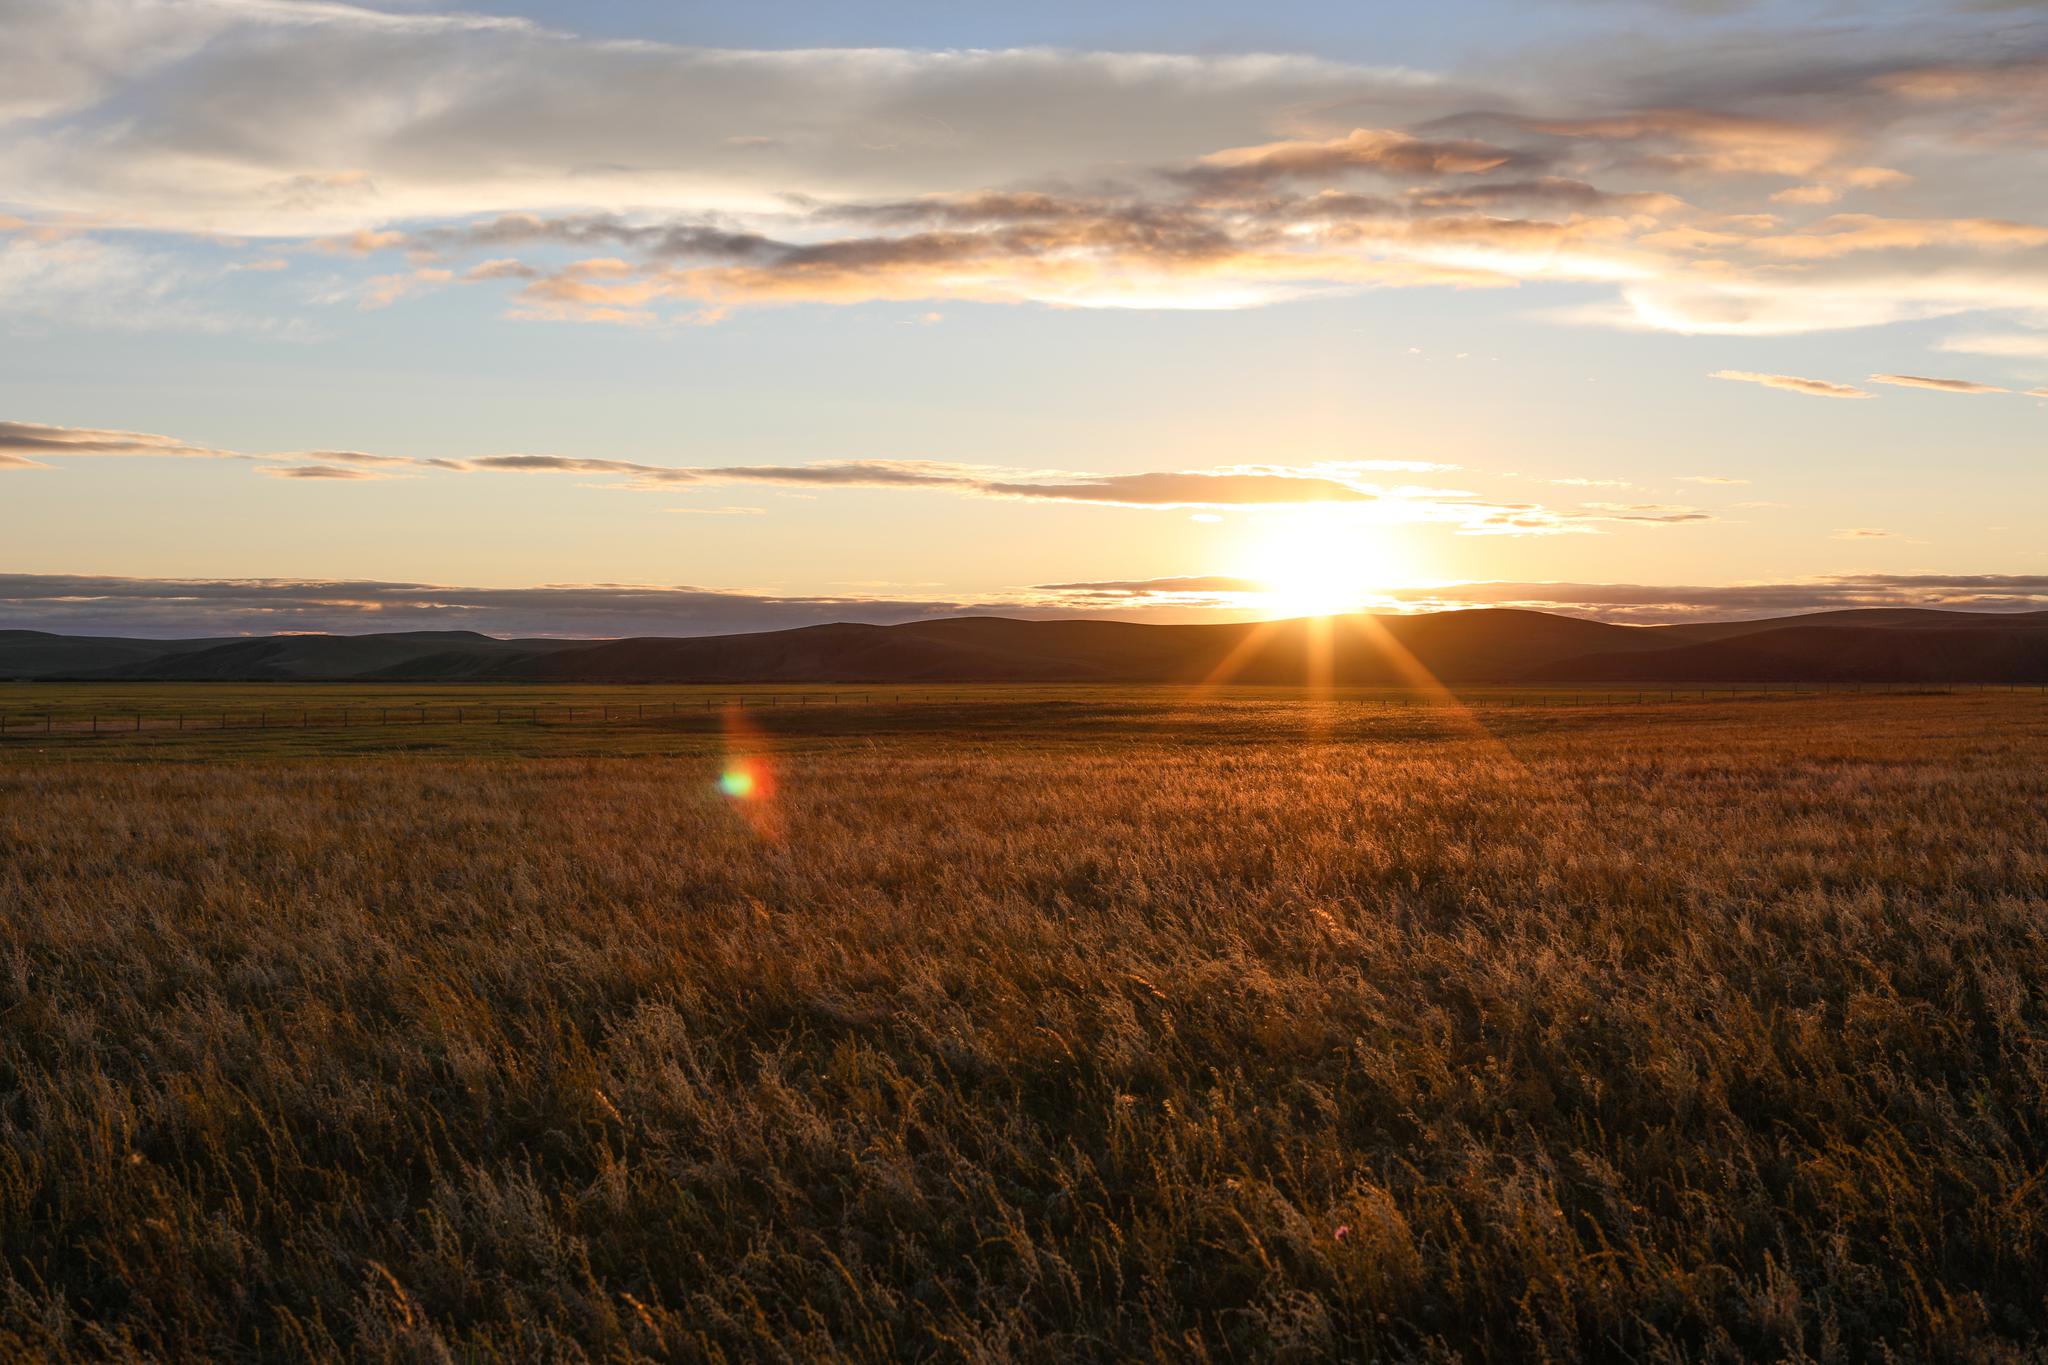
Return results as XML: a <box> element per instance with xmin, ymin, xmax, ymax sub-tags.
<box><xmin>3</xmin><ymin>695</ymin><xmax>2047</xmax><ymax>1361</ymax></box>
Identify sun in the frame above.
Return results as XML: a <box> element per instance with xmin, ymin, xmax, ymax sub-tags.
<box><xmin>1237</xmin><ymin>506</ymin><xmax>1406</xmax><ymax>618</ymax></box>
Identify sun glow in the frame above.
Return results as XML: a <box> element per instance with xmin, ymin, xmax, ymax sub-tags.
<box><xmin>1239</xmin><ymin>507</ymin><xmax>1409</xmax><ymax>618</ymax></box>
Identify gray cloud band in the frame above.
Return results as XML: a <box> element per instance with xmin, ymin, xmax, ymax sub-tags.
<box><xmin>5</xmin><ymin>572</ymin><xmax>2045</xmax><ymax>639</ymax></box>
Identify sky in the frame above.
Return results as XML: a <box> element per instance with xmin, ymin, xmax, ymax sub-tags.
<box><xmin>1</xmin><ymin>0</ymin><xmax>2045</xmax><ymax>637</ymax></box>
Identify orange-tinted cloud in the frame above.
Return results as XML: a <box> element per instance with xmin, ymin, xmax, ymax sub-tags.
<box><xmin>258</xmin><ymin>464</ymin><xmax>393</xmax><ymax>480</ymax></box>
<box><xmin>1173</xmin><ymin>128</ymin><xmax>1546</xmax><ymax>194</ymax></box>
<box><xmin>1869</xmin><ymin>373</ymin><xmax>2009</xmax><ymax>394</ymax></box>
<box><xmin>1710</xmin><ymin>370</ymin><xmax>1870</xmax><ymax>398</ymax></box>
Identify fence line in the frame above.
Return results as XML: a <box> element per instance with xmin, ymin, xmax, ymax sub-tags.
<box><xmin>0</xmin><ymin>693</ymin><xmax>901</xmax><ymax>739</ymax></box>
<box><xmin>2</xmin><ymin>681</ymin><xmax>2043</xmax><ymax>742</ymax></box>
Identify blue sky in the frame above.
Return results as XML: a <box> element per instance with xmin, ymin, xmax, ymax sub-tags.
<box><xmin>1</xmin><ymin>0</ymin><xmax>2044</xmax><ymax>635</ymax></box>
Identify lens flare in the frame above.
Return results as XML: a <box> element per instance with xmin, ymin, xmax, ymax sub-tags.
<box><xmin>716</xmin><ymin>704</ymin><xmax>783</xmax><ymax>840</ymax></box>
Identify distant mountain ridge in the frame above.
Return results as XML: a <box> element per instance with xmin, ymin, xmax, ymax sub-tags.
<box><xmin>5</xmin><ymin>609</ymin><xmax>2048</xmax><ymax>685</ymax></box>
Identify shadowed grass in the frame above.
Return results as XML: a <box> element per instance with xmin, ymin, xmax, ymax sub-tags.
<box><xmin>3</xmin><ymin>694</ymin><xmax>2046</xmax><ymax>1359</ymax></box>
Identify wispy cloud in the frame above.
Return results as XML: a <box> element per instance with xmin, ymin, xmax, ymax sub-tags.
<box><xmin>257</xmin><ymin>463</ymin><xmax>393</xmax><ymax>481</ymax></box>
<box><xmin>1579</xmin><ymin>502</ymin><xmax>1716</xmax><ymax>524</ymax></box>
<box><xmin>1938</xmin><ymin>333</ymin><xmax>2048</xmax><ymax>359</ymax></box>
<box><xmin>1832</xmin><ymin>527</ymin><xmax>1900</xmax><ymax>539</ymax></box>
<box><xmin>0</xmin><ymin>417</ymin><xmax>1605</xmax><ymax>531</ymax></box>
<box><xmin>0</xmin><ymin>420</ymin><xmax>240</xmax><ymax>459</ymax></box>
<box><xmin>1869</xmin><ymin>373</ymin><xmax>2009</xmax><ymax>394</ymax></box>
<box><xmin>1709</xmin><ymin>370</ymin><xmax>1870</xmax><ymax>398</ymax></box>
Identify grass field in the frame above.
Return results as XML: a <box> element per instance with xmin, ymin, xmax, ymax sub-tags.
<box><xmin>4</xmin><ymin>690</ymin><xmax>2047</xmax><ymax>1360</ymax></box>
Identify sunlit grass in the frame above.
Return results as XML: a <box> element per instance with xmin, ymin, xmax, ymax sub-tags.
<box><xmin>2</xmin><ymin>694</ymin><xmax>2045</xmax><ymax>1359</ymax></box>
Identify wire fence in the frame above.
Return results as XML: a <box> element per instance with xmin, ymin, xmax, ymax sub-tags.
<box><xmin>0</xmin><ymin>693</ymin><xmax>905</xmax><ymax>739</ymax></box>
<box><xmin>3</xmin><ymin>681</ymin><xmax>2043</xmax><ymax>742</ymax></box>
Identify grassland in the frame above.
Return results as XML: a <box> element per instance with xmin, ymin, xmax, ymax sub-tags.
<box><xmin>4</xmin><ymin>690</ymin><xmax>2047</xmax><ymax>1360</ymax></box>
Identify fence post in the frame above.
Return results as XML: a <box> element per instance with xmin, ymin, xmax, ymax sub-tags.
<box><xmin>92</xmin><ymin>715</ymin><xmax>98</xmax><ymax>734</ymax></box>
<box><xmin>135</xmin><ymin>713</ymin><xmax>142</xmax><ymax>732</ymax></box>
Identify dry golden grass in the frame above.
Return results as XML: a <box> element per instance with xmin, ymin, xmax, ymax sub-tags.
<box><xmin>3</xmin><ymin>693</ymin><xmax>2046</xmax><ymax>1360</ymax></box>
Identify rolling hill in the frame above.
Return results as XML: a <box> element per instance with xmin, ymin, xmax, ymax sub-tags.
<box><xmin>6</xmin><ymin>609</ymin><xmax>2047</xmax><ymax>685</ymax></box>
<box><xmin>0</xmin><ymin>630</ymin><xmax>585</xmax><ymax>682</ymax></box>
<box><xmin>0</xmin><ymin>630</ymin><xmax>239</xmax><ymax>679</ymax></box>
<box><xmin>1525</xmin><ymin>622</ymin><xmax>2048</xmax><ymax>685</ymax></box>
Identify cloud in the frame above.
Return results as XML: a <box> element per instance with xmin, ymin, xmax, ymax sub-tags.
<box><xmin>1403</xmin><ymin>178</ymin><xmax>1682</xmax><ymax>213</ymax></box>
<box><xmin>1028</xmin><ymin>575</ymin><xmax>1270</xmax><ymax>608</ymax></box>
<box><xmin>358</xmin><ymin>267</ymin><xmax>451</xmax><ymax>309</ymax></box>
<box><xmin>1049</xmin><ymin>570</ymin><xmax>2048</xmax><ymax>621</ymax></box>
<box><xmin>0</xmin><ymin>420</ymin><xmax>237</xmax><ymax>459</ymax></box>
<box><xmin>1832</xmin><ymin>527</ymin><xmax>1900</xmax><ymax>539</ymax></box>
<box><xmin>1769</xmin><ymin>185</ymin><xmax>1842</xmax><ymax>205</ymax></box>
<box><xmin>0</xmin><ymin>15</ymin><xmax>1422</xmax><ymax>233</ymax></box>
<box><xmin>1710</xmin><ymin>369</ymin><xmax>1870</xmax><ymax>398</ymax></box>
<box><xmin>0</xmin><ymin>232</ymin><xmax>272</xmax><ymax>333</ymax></box>
<box><xmin>6</xmin><ymin>9</ymin><xmax>2048</xmax><ymax>335</ymax></box>
<box><xmin>4</xmin><ymin>412</ymin><xmax>1651</xmax><ymax>537</ymax></box>
<box><xmin>1869</xmin><ymin>373</ymin><xmax>2010</xmax><ymax>394</ymax></box>
<box><xmin>977</xmin><ymin>470</ymin><xmax>1376</xmax><ymax>507</ymax></box>
<box><xmin>1579</xmin><ymin>502</ymin><xmax>1716</xmax><ymax>523</ymax></box>
<box><xmin>1939</xmin><ymin>333</ymin><xmax>2048</xmax><ymax>359</ymax></box>
<box><xmin>1382</xmin><ymin>574</ymin><xmax>2048</xmax><ymax>621</ymax></box>
<box><xmin>1170</xmin><ymin>128</ymin><xmax>1547</xmax><ymax>195</ymax></box>
<box><xmin>1678</xmin><ymin>475</ymin><xmax>1750</xmax><ymax>485</ymax></box>
<box><xmin>0</xmin><ymin>572</ymin><xmax>982</xmax><ymax>639</ymax></box>
<box><xmin>0</xmin><ymin>415</ymin><xmax>1511</xmax><ymax>516</ymax></box>
<box><xmin>11</xmin><ymin>569</ymin><xmax>2045</xmax><ymax>637</ymax></box>
<box><xmin>1749</xmin><ymin>214</ymin><xmax>2048</xmax><ymax>261</ymax></box>
<box><xmin>1033</xmin><ymin>576</ymin><xmax>1267</xmax><ymax>596</ymax></box>
<box><xmin>257</xmin><ymin>463</ymin><xmax>390</xmax><ymax>480</ymax></box>
<box><xmin>464</xmin><ymin>258</ymin><xmax>540</xmax><ymax>282</ymax></box>
<box><xmin>492</xmin><ymin>212</ymin><xmax>1518</xmax><ymax>318</ymax></box>
<box><xmin>1501</xmin><ymin>108</ymin><xmax>1843</xmax><ymax>177</ymax></box>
